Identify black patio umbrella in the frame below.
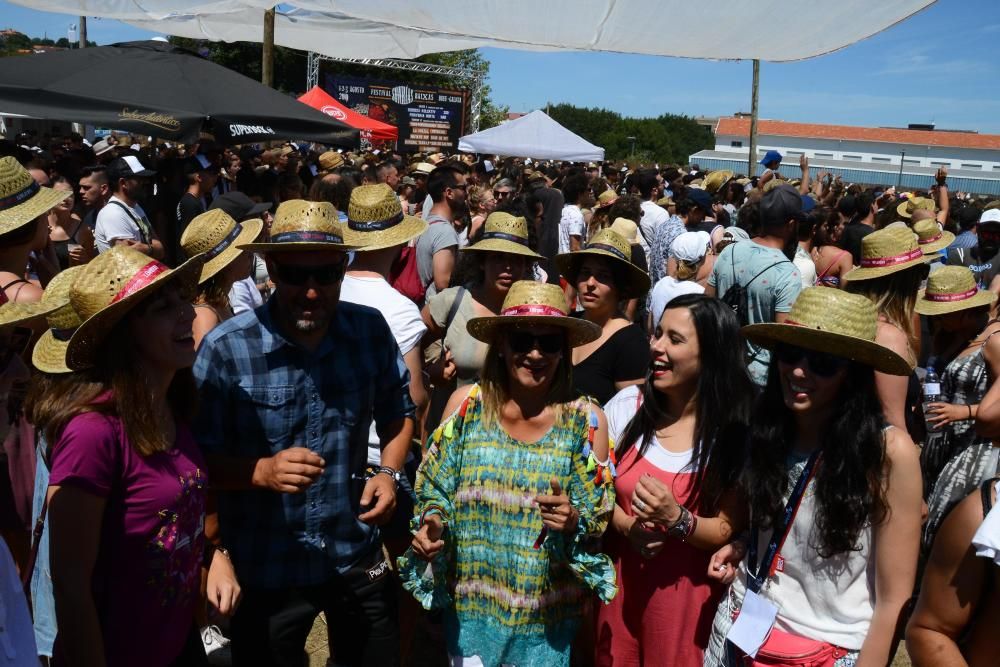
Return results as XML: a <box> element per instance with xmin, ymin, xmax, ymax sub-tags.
<box><xmin>0</xmin><ymin>40</ymin><xmax>358</xmax><ymax>146</ymax></box>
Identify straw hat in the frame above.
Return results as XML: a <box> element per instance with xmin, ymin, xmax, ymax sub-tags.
<box><xmin>466</xmin><ymin>280</ymin><xmax>601</xmax><ymax>347</ymax></box>
<box><xmin>463</xmin><ymin>212</ymin><xmax>543</xmax><ymax>259</ymax></box>
<box><xmin>554</xmin><ymin>228</ymin><xmax>651</xmax><ymax>299</ymax></box>
<box><xmin>915</xmin><ymin>266</ymin><xmax>996</xmax><ymax>316</ymax></box>
<box><xmin>742</xmin><ymin>287</ymin><xmax>912</xmax><ymax>375</ymax></box>
<box><xmin>704</xmin><ymin>170</ymin><xmax>733</xmax><ymax>194</ymax></box>
<box><xmin>32</xmin><ymin>266</ymin><xmax>87</xmax><ymax>374</ymax></box>
<box><xmin>318</xmin><ymin>150</ymin><xmax>345</xmax><ymax>172</ymax></box>
<box><xmin>239</xmin><ymin>200</ymin><xmax>355</xmax><ymax>253</ymax></box>
<box><xmin>342</xmin><ymin>184</ymin><xmax>427</xmax><ymax>251</ymax></box>
<box><xmin>896</xmin><ymin>196</ymin><xmax>936</xmax><ymax>219</ymax></box>
<box><xmin>762</xmin><ymin>177</ymin><xmax>785</xmax><ymax>193</ymax></box>
<box><xmin>912</xmin><ymin>219</ymin><xmax>955</xmax><ymax>255</ymax></box>
<box><xmin>409</xmin><ymin>162</ymin><xmax>435</xmax><ymax>176</ymax></box>
<box><xmin>843</xmin><ymin>226</ymin><xmax>928</xmax><ymax>282</ymax></box>
<box><xmin>0</xmin><ymin>156</ymin><xmax>71</xmax><ymax>236</ymax></box>
<box><xmin>596</xmin><ymin>190</ymin><xmax>618</xmax><ymax>209</ymax></box>
<box><xmin>181</xmin><ymin>209</ymin><xmax>263</xmax><ymax>283</ymax></box>
<box><xmin>0</xmin><ymin>299</ymin><xmax>60</xmax><ymax>333</ymax></box>
<box><xmin>656</xmin><ymin>195</ymin><xmax>675</xmax><ymax>207</ymax></box>
<box><xmin>64</xmin><ymin>247</ymin><xmax>205</xmax><ymax>370</ymax></box>
<box><xmin>609</xmin><ymin>217</ymin><xmax>639</xmax><ymax>245</ymax></box>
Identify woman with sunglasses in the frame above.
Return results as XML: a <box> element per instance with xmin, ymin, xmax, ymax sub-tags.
<box><xmin>596</xmin><ymin>294</ymin><xmax>753</xmax><ymax>667</ymax></box>
<box><xmin>555</xmin><ymin>229</ymin><xmax>651</xmax><ymax>404</ymax></box>
<box><xmin>704</xmin><ymin>288</ymin><xmax>922</xmax><ymax>667</ymax></box>
<box><xmin>400</xmin><ymin>281</ymin><xmax>616</xmax><ymax>667</ymax></box>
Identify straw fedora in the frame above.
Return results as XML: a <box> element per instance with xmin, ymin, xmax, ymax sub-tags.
<box><xmin>596</xmin><ymin>190</ymin><xmax>618</xmax><ymax>209</ymax></box>
<box><xmin>0</xmin><ymin>156</ymin><xmax>71</xmax><ymax>236</ymax></box>
<box><xmin>912</xmin><ymin>219</ymin><xmax>955</xmax><ymax>255</ymax></box>
<box><xmin>843</xmin><ymin>226</ymin><xmax>928</xmax><ymax>282</ymax></box>
<box><xmin>64</xmin><ymin>247</ymin><xmax>205</xmax><ymax>370</ymax></box>
<box><xmin>342</xmin><ymin>184</ymin><xmax>427</xmax><ymax>251</ymax></box>
<box><xmin>704</xmin><ymin>170</ymin><xmax>733</xmax><ymax>194</ymax></box>
<box><xmin>656</xmin><ymin>195</ymin><xmax>675</xmax><ymax>208</ymax></box>
<box><xmin>318</xmin><ymin>150</ymin><xmax>344</xmax><ymax>173</ymax></box>
<box><xmin>180</xmin><ymin>209</ymin><xmax>263</xmax><ymax>283</ymax></box>
<box><xmin>609</xmin><ymin>217</ymin><xmax>639</xmax><ymax>245</ymax></box>
<box><xmin>896</xmin><ymin>196</ymin><xmax>936</xmax><ymax>219</ymax></box>
<box><xmin>32</xmin><ymin>266</ymin><xmax>87</xmax><ymax>374</ymax></box>
<box><xmin>915</xmin><ymin>266</ymin><xmax>996</xmax><ymax>316</ymax></box>
<box><xmin>466</xmin><ymin>280</ymin><xmax>601</xmax><ymax>347</ymax></box>
<box><xmin>409</xmin><ymin>162</ymin><xmax>435</xmax><ymax>176</ymax></box>
<box><xmin>742</xmin><ymin>287</ymin><xmax>912</xmax><ymax>376</ymax></box>
<box><xmin>0</xmin><ymin>299</ymin><xmax>61</xmax><ymax>333</ymax></box>
<box><xmin>239</xmin><ymin>200</ymin><xmax>356</xmax><ymax>253</ymax></box>
<box><xmin>554</xmin><ymin>229</ymin><xmax>652</xmax><ymax>299</ymax></box>
<box><xmin>463</xmin><ymin>212</ymin><xmax>543</xmax><ymax>259</ymax></box>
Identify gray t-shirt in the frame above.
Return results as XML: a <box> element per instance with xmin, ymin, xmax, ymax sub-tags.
<box><xmin>416</xmin><ymin>213</ymin><xmax>459</xmax><ymax>299</ymax></box>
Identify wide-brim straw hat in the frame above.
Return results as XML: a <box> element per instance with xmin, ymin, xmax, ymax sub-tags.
<box><xmin>318</xmin><ymin>150</ymin><xmax>344</xmax><ymax>172</ymax></box>
<box><xmin>915</xmin><ymin>265</ymin><xmax>996</xmax><ymax>316</ymax></box>
<box><xmin>609</xmin><ymin>217</ymin><xmax>639</xmax><ymax>245</ymax></box>
<box><xmin>409</xmin><ymin>162</ymin><xmax>435</xmax><ymax>176</ymax></box>
<box><xmin>181</xmin><ymin>209</ymin><xmax>263</xmax><ymax>283</ymax></box>
<box><xmin>32</xmin><ymin>266</ymin><xmax>87</xmax><ymax>374</ymax></box>
<box><xmin>704</xmin><ymin>169</ymin><xmax>734</xmax><ymax>194</ymax></box>
<box><xmin>239</xmin><ymin>200</ymin><xmax>356</xmax><ymax>253</ymax></box>
<box><xmin>912</xmin><ymin>218</ymin><xmax>955</xmax><ymax>255</ymax></box>
<box><xmin>596</xmin><ymin>190</ymin><xmax>618</xmax><ymax>209</ymax></box>
<box><xmin>65</xmin><ymin>246</ymin><xmax>205</xmax><ymax>370</ymax></box>
<box><xmin>466</xmin><ymin>280</ymin><xmax>601</xmax><ymax>347</ymax></box>
<box><xmin>0</xmin><ymin>299</ymin><xmax>60</xmax><ymax>333</ymax></box>
<box><xmin>554</xmin><ymin>228</ymin><xmax>651</xmax><ymax>299</ymax></box>
<box><xmin>0</xmin><ymin>156</ymin><xmax>72</xmax><ymax>235</ymax></box>
<box><xmin>463</xmin><ymin>211</ymin><xmax>542</xmax><ymax>259</ymax></box>
<box><xmin>843</xmin><ymin>226</ymin><xmax>929</xmax><ymax>282</ymax></box>
<box><xmin>742</xmin><ymin>287</ymin><xmax>912</xmax><ymax>376</ymax></box>
<box><xmin>342</xmin><ymin>183</ymin><xmax>427</xmax><ymax>251</ymax></box>
<box><xmin>897</xmin><ymin>196</ymin><xmax>936</xmax><ymax>219</ymax></box>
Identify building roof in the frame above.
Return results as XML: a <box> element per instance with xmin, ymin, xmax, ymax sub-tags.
<box><xmin>715</xmin><ymin>117</ymin><xmax>1000</xmax><ymax>151</ymax></box>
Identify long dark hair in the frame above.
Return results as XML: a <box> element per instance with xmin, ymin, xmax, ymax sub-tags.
<box><xmin>742</xmin><ymin>359</ymin><xmax>887</xmax><ymax>557</ymax></box>
<box><xmin>616</xmin><ymin>294</ymin><xmax>754</xmax><ymax>514</ymax></box>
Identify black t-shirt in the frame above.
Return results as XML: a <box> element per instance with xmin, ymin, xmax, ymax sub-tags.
<box><xmin>841</xmin><ymin>222</ymin><xmax>874</xmax><ymax>266</ymax></box>
<box><xmin>946</xmin><ymin>246</ymin><xmax>1000</xmax><ymax>289</ymax></box>
<box><xmin>572</xmin><ymin>323</ymin><xmax>649</xmax><ymax>405</ymax></box>
<box><xmin>175</xmin><ymin>193</ymin><xmax>205</xmax><ymax>258</ymax></box>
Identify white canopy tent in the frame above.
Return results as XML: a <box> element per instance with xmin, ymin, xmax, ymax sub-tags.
<box><xmin>459</xmin><ymin>111</ymin><xmax>604</xmax><ymax>162</ymax></box>
<box><xmin>13</xmin><ymin>1</ymin><xmax>935</xmax><ymax>61</ymax></box>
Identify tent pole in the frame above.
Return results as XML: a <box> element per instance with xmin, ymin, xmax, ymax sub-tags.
<box><xmin>747</xmin><ymin>59</ymin><xmax>759</xmax><ymax>177</ymax></box>
<box><xmin>262</xmin><ymin>8</ymin><xmax>275</xmax><ymax>87</ymax></box>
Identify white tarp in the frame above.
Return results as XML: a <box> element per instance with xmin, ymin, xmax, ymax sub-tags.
<box><xmin>459</xmin><ymin>111</ymin><xmax>604</xmax><ymax>162</ymax></box>
<box><xmin>12</xmin><ymin>1</ymin><xmax>936</xmax><ymax>62</ymax></box>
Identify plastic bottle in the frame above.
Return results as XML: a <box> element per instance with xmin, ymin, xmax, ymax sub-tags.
<box><xmin>923</xmin><ymin>367</ymin><xmax>942</xmax><ymax>433</ymax></box>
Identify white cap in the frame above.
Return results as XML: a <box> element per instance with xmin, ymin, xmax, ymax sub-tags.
<box><xmin>670</xmin><ymin>231</ymin><xmax>711</xmax><ymax>263</ymax></box>
<box><xmin>980</xmin><ymin>209</ymin><xmax>1000</xmax><ymax>225</ymax></box>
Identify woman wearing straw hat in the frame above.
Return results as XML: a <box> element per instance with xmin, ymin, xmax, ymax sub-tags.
<box><xmin>703</xmin><ymin>287</ymin><xmax>922</xmax><ymax>667</ymax></box>
<box><xmin>556</xmin><ymin>229</ymin><xmax>651</xmax><ymax>405</ymax></box>
<box><xmin>596</xmin><ymin>294</ymin><xmax>754</xmax><ymax>667</ymax></box>
<box><xmin>400</xmin><ymin>280</ymin><xmax>616</xmax><ymax>667</ymax></box>
<box><xmin>29</xmin><ymin>246</ymin><xmax>242</xmax><ymax>667</ymax></box>
<box><xmin>845</xmin><ymin>225</ymin><xmax>927</xmax><ymax>435</ymax></box>
<box><xmin>179</xmin><ymin>208</ymin><xmax>263</xmax><ymax>348</ymax></box>
<box><xmin>420</xmin><ymin>211</ymin><xmax>541</xmax><ymax>435</ymax></box>
<box><xmin>608</xmin><ymin>217</ymin><xmax>650</xmax><ymax>324</ymax></box>
<box><xmin>913</xmin><ymin>217</ymin><xmax>955</xmax><ymax>274</ymax></box>
<box><xmin>914</xmin><ymin>266</ymin><xmax>1000</xmax><ymax>558</ymax></box>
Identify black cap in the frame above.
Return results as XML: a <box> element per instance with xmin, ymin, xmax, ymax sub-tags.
<box><xmin>686</xmin><ymin>188</ymin><xmax>713</xmax><ymax>214</ymax></box>
<box><xmin>183</xmin><ymin>154</ymin><xmax>221</xmax><ymax>175</ymax></box>
<box><xmin>108</xmin><ymin>155</ymin><xmax>156</xmax><ymax>178</ymax></box>
<box><xmin>208</xmin><ymin>191</ymin><xmax>271</xmax><ymax>221</ymax></box>
<box><xmin>760</xmin><ymin>184</ymin><xmax>803</xmax><ymax>228</ymax></box>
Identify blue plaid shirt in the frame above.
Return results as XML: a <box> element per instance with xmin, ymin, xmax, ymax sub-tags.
<box><xmin>193</xmin><ymin>298</ymin><xmax>415</xmax><ymax>588</ymax></box>
<box><xmin>949</xmin><ymin>230</ymin><xmax>978</xmax><ymax>250</ymax></box>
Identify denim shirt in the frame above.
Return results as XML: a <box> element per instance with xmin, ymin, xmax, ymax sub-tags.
<box><xmin>193</xmin><ymin>296</ymin><xmax>415</xmax><ymax>588</ymax></box>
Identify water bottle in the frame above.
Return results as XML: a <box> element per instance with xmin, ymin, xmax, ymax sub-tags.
<box><xmin>923</xmin><ymin>367</ymin><xmax>942</xmax><ymax>433</ymax></box>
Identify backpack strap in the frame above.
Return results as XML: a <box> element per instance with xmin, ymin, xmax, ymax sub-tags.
<box><xmin>981</xmin><ymin>477</ymin><xmax>998</xmax><ymax>516</ymax></box>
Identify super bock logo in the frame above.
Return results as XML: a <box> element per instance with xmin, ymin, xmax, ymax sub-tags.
<box><xmin>229</xmin><ymin>124</ymin><xmax>276</xmax><ymax>137</ymax></box>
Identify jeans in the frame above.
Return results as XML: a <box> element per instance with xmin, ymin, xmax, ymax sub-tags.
<box><xmin>30</xmin><ymin>439</ymin><xmax>56</xmax><ymax>658</ymax></box>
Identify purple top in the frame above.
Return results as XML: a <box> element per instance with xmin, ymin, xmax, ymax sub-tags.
<box><xmin>48</xmin><ymin>412</ymin><xmax>206</xmax><ymax>667</ymax></box>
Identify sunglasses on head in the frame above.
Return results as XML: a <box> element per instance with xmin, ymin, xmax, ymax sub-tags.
<box><xmin>506</xmin><ymin>331</ymin><xmax>564</xmax><ymax>355</ymax></box>
<box><xmin>272</xmin><ymin>260</ymin><xmax>346</xmax><ymax>286</ymax></box>
<box><xmin>774</xmin><ymin>343</ymin><xmax>849</xmax><ymax>378</ymax></box>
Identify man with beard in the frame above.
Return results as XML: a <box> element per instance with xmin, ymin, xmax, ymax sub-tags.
<box><xmin>193</xmin><ymin>199</ymin><xmax>415</xmax><ymax>666</ymax></box>
<box><xmin>93</xmin><ymin>156</ymin><xmax>164</xmax><ymax>258</ymax></box>
<box><xmin>416</xmin><ymin>162</ymin><xmax>467</xmax><ymax>299</ymax></box>
<box><xmin>705</xmin><ymin>184</ymin><xmax>802</xmax><ymax>386</ymax></box>
<box><xmin>948</xmin><ymin>208</ymin><xmax>1000</xmax><ymax>291</ymax></box>
<box><xmin>77</xmin><ymin>165</ymin><xmax>112</xmax><ymax>231</ymax></box>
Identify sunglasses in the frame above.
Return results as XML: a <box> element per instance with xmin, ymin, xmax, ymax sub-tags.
<box><xmin>493</xmin><ymin>190</ymin><xmax>513</xmax><ymax>198</ymax></box>
<box><xmin>506</xmin><ymin>331</ymin><xmax>564</xmax><ymax>355</ymax></box>
<box><xmin>272</xmin><ymin>260</ymin><xmax>346</xmax><ymax>286</ymax></box>
<box><xmin>774</xmin><ymin>344</ymin><xmax>848</xmax><ymax>378</ymax></box>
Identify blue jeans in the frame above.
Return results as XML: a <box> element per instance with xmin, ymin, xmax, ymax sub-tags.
<box><xmin>30</xmin><ymin>438</ymin><xmax>56</xmax><ymax>658</ymax></box>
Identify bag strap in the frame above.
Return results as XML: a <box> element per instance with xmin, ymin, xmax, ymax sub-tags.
<box><xmin>439</xmin><ymin>287</ymin><xmax>466</xmax><ymax>361</ymax></box>
<box><xmin>109</xmin><ymin>200</ymin><xmax>152</xmax><ymax>244</ymax></box>
<box><xmin>744</xmin><ymin>259</ymin><xmax>792</xmax><ymax>289</ymax></box>
<box><xmin>982</xmin><ymin>477</ymin><xmax>999</xmax><ymax>516</ymax></box>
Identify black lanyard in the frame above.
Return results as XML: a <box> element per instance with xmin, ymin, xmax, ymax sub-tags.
<box><xmin>746</xmin><ymin>450</ymin><xmax>821</xmax><ymax>594</ymax></box>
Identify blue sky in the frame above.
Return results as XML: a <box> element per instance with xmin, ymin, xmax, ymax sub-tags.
<box><xmin>3</xmin><ymin>0</ymin><xmax>999</xmax><ymax>132</ymax></box>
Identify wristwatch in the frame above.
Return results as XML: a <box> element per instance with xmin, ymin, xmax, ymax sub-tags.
<box><xmin>375</xmin><ymin>466</ymin><xmax>402</xmax><ymax>487</ymax></box>
<box><xmin>666</xmin><ymin>505</ymin><xmax>697</xmax><ymax>540</ymax></box>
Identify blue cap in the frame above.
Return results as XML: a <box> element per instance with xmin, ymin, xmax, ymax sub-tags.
<box><xmin>760</xmin><ymin>150</ymin><xmax>783</xmax><ymax>166</ymax></box>
<box><xmin>800</xmin><ymin>195</ymin><xmax>816</xmax><ymax>213</ymax></box>
<box><xmin>686</xmin><ymin>188</ymin><xmax>712</xmax><ymax>213</ymax></box>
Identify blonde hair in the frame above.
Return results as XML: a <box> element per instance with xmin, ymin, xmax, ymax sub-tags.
<box><xmin>675</xmin><ymin>258</ymin><xmax>702</xmax><ymax>282</ymax></box>
<box><xmin>847</xmin><ymin>267</ymin><xmax>924</xmax><ymax>357</ymax></box>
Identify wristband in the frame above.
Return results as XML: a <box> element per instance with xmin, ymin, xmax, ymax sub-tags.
<box><xmin>203</xmin><ymin>543</ymin><xmax>230</xmax><ymax>568</ymax></box>
<box><xmin>375</xmin><ymin>466</ymin><xmax>402</xmax><ymax>486</ymax></box>
<box><xmin>969</xmin><ymin>404</ymin><xmax>974</xmax><ymax>420</ymax></box>
<box><xmin>666</xmin><ymin>505</ymin><xmax>696</xmax><ymax>541</ymax></box>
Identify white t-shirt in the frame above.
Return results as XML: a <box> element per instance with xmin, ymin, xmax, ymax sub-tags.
<box><xmin>639</xmin><ymin>200</ymin><xmax>670</xmax><ymax>254</ymax></box>
<box><xmin>559</xmin><ymin>204</ymin><xmax>585</xmax><ymax>254</ymax></box>
<box><xmin>340</xmin><ymin>274</ymin><xmax>427</xmax><ymax>464</ymax></box>
<box><xmin>94</xmin><ymin>195</ymin><xmax>152</xmax><ymax>253</ymax></box>
<box><xmin>794</xmin><ymin>245</ymin><xmax>817</xmax><ymax>289</ymax></box>
<box><xmin>604</xmin><ymin>385</ymin><xmax>695</xmax><ymax>472</ymax></box>
<box><xmin>228</xmin><ymin>275</ymin><xmax>264</xmax><ymax>315</ymax></box>
<box><xmin>648</xmin><ymin>276</ymin><xmax>705</xmax><ymax>327</ymax></box>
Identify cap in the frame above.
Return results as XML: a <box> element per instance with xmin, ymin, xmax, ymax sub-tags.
<box><xmin>980</xmin><ymin>209</ymin><xmax>1000</xmax><ymax>226</ymax></box>
<box><xmin>108</xmin><ymin>155</ymin><xmax>155</xmax><ymax>178</ymax></box>
<box><xmin>760</xmin><ymin>184</ymin><xmax>803</xmax><ymax>227</ymax></box>
<box><xmin>671</xmin><ymin>231</ymin><xmax>711</xmax><ymax>263</ymax></box>
<box><xmin>686</xmin><ymin>188</ymin><xmax>712</xmax><ymax>214</ymax></box>
<box><xmin>760</xmin><ymin>149</ymin><xmax>783</xmax><ymax>166</ymax></box>
<box><xmin>208</xmin><ymin>191</ymin><xmax>272</xmax><ymax>221</ymax></box>
<box><xmin>183</xmin><ymin>154</ymin><xmax>220</xmax><ymax>175</ymax></box>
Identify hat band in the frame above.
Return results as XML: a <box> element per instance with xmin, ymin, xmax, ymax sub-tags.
<box><xmin>926</xmin><ymin>286</ymin><xmax>979</xmax><ymax>303</ymax></box>
<box><xmin>50</xmin><ymin>327</ymin><xmax>75</xmax><ymax>342</ymax></box>
<box><xmin>270</xmin><ymin>230</ymin><xmax>343</xmax><ymax>244</ymax></box>
<box><xmin>587</xmin><ymin>243</ymin><xmax>628</xmax><ymax>260</ymax></box>
<box><xmin>501</xmin><ymin>304</ymin><xmax>567</xmax><ymax>318</ymax></box>
<box><xmin>918</xmin><ymin>232</ymin><xmax>943</xmax><ymax>245</ymax></box>
<box><xmin>0</xmin><ymin>179</ymin><xmax>41</xmax><ymax>211</ymax></box>
<box><xmin>348</xmin><ymin>210</ymin><xmax>404</xmax><ymax>232</ymax></box>
<box><xmin>860</xmin><ymin>247</ymin><xmax>923</xmax><ymax>268</ymax></box>
<box><xmin>481</xmin><ymin>231</ymin><xmax>529</xmax><ymax>246</ymax></box>
<box><xmin>110</xmin><ymin>260</ymin><xmax>170</xmax><ymax>304</ymax></box>
<box><xmin>204</xmin><ymin>223</ymin><xmax>244</xmax><ymax>260</ymax></box>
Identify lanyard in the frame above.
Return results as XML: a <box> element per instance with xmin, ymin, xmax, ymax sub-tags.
<box><xmin>746</xmin><ymin>450</ymin><xmax>821</xmax><ymax>594</ymax></box>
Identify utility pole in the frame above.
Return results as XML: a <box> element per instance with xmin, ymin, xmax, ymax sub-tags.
<box><xmin>897</xmin><ymin>150</ymin><xmax>906</xmax><ymax>189</ymax></box>
<box><xmin>627</xmin><ymin>136</ymin><xmax>636</xmax><ymax>158</ymax></box>
<box><xmin>262</xmin><ymin>8</ymin><xmax>275</xmax><ymax>87</ymax></box>
<box><xmin>79</xmin><ymin>16</ymin><xmax>86</xmax><ymax>48</ymax></box>
<box><xmin>747</xmin><ymin>59</ymin><xmax>760</xmax><ymax>177</ymax></box>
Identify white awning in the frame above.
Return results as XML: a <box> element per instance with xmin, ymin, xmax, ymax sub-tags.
<box><xmin>459</xmin><ymin>111</ymin><xmax>604</xmax><ymax>161</ymax></box>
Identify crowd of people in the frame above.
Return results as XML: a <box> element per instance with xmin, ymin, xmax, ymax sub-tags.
<box><xmin>1</xmin><ymin>130</ymin><xmax>1000</xmax><ymax>667</ymax></box>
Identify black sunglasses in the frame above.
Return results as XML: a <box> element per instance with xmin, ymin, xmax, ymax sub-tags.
<box><xmin>272</xmin><ymin>261</ymin><xmax>346</xmax><ymax>287</ymax></box>
<box><xmin>493</xmin><ymin>189</ymin><xmax>513</xmax><ymax>198</ymax></box>
<box><xmin>774</xmin><ymin>343</ymin><xmax>848</xmax><ymax>378</ymax></box>
<box><xmin>507</xmin><ymin>331</ymin><xmax>564</xmax><ymax>355</ymax></box>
